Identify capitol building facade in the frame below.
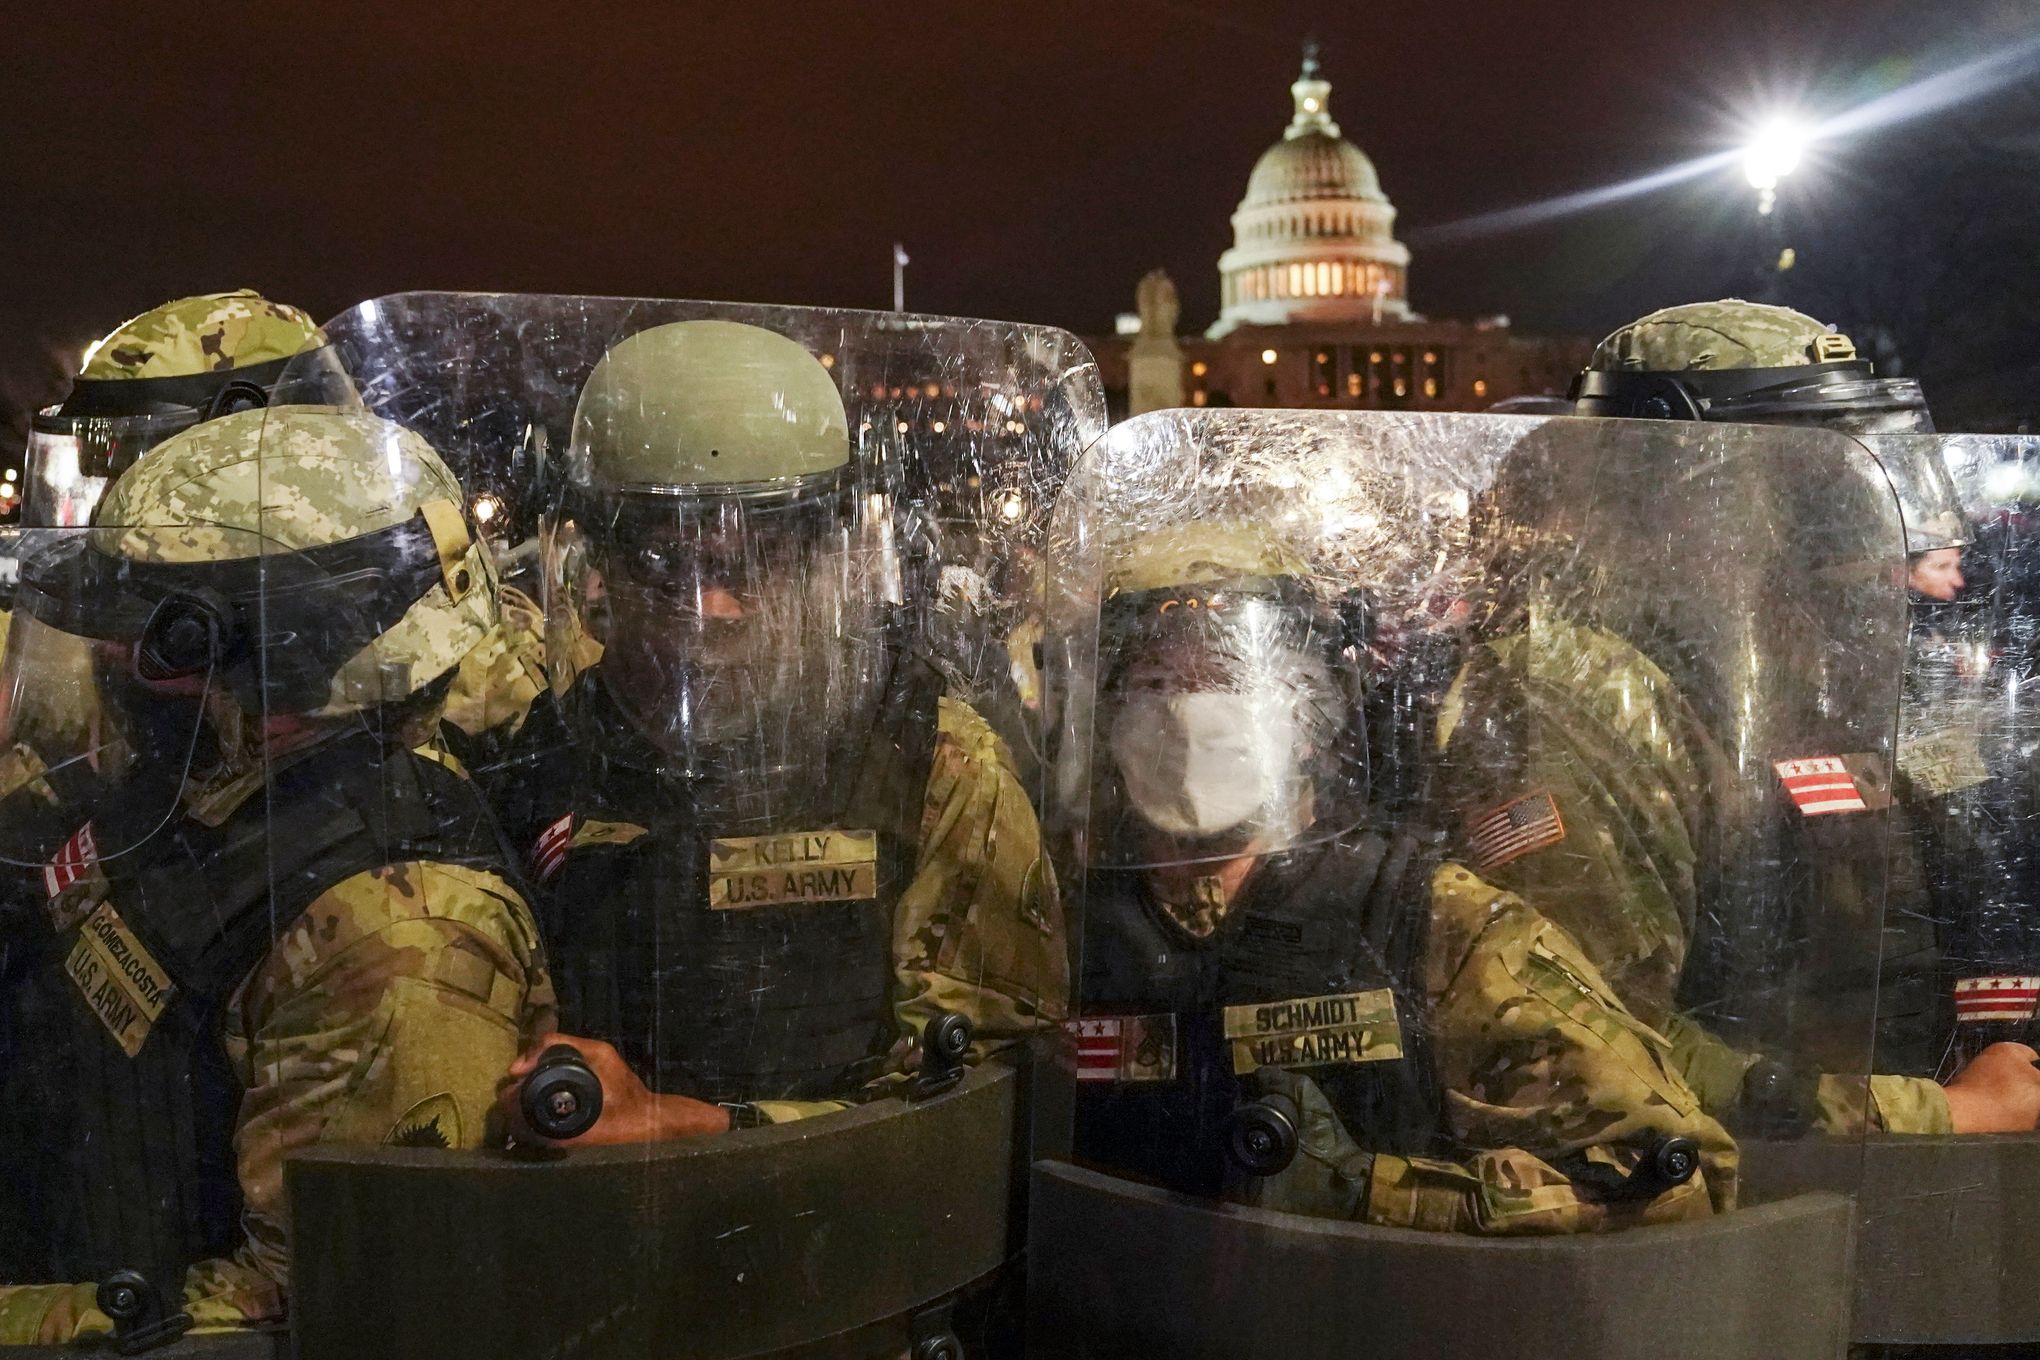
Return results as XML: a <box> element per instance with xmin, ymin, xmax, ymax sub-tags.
<box><xmin>1087</xmin><ymin>50</ymin><xmax>1587</xmax><ymax>418</ymax></box>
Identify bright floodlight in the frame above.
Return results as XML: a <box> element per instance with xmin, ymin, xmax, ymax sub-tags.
<box><xmin>1743</xmin><ymin>117</ymin><xmax>1807</xmax><ymax>191</ymax></box>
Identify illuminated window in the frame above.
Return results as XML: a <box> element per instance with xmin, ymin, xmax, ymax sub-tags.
<box><xmin>1423</xmin><ymin>352</ymin><xmax>1437</xmax><ymax>364</ymax></box>
<box><xmin>1317</xmin><ymin>262</ymin><xmax>1332</xmax><ymax>295</ymax></box>
<box><xmin>1191</xmin><ymin>360</ymin><xmax>1208</xmax><ymax>376</ymax></box>
<box><xmin>1288</xmin><ymin>264</ymin><xmax>1303</xmax><ymax>296</ymax></box>
<box><xmin>1346</xmin><ymin>372</ymin><xmax>1362</xmax><ymax>397</ymax></box>
<box><xmin>1424</xmin><ymin>378</ymin><xmax>1439</xmax><ymax>398</ymax></box>
<box><xmin>1394</xmin><ymin>381</ymin><xmax>1408</xmax><ymax>397</ymax></box>
<box><xmin>1369</xmin><ymin>351</ymin><xmax>1382</xmax><ymax>363</ymax></box>
<box><xmin>1473</xmin><ymin>378</ymin><xmax>1488</xmax><ymax>398</ymax></box>
<box><xmin>1192</xmin><ymin>390</ymin><xmax>1208</xmax><ymax>407</ymax></box>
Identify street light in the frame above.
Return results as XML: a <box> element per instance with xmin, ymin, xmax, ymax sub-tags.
<box><xmin>1743</xmin><ymin>116</ymin><xmax>1808</xmax><ymax>215</ymax></box>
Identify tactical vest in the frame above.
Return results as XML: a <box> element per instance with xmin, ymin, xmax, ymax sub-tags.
<box><xmin>0</xmin><ymin>731</ymin><xmax>518</xmax><ymax>1299</ymax></box>
<box><xmin>1073</xmin><ymin>823</ymin><xmax>1444</xmax><ymax>1199</ymax></box>
<box><xmin>532</xmin><ymin>654</ymin><xmax>942</xmax><ymax>1105</ymax></box>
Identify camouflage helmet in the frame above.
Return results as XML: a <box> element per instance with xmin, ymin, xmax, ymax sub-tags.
<box><xmin>1107</xmin><ymin>521</ymin><xmax>1312</xmax><ymax>597</ymax></box>
<box><xmin>1102</xmin><ymin>520</ymin><xmax>1358</xmax><ymax>684</ymax></box>
<box><xmin>26</xmin><ymin>290</ymin><xmax>333</xmax><ymax>529</ymax></box>
<box><xmin>79</xmin><ymin>289</ymin><xmax>324</xmax><ymax>382</ymax></box>
<box><xmin>570</xmin><ymin>319</ymin><xmax>849</xmax><ymax>496</ymax></box>
<box><xmin>1574</xmin><ymin>299</ymin><xmax>1960</xmax><ymax>553</ymax></box>
<box><xmin>1570</xmin><ymin>298</ymin><xmax>1932</xmax><ymax>435</ymax></box>
<box><xmin>21</xmin><ymin>406</ymin><xmax>497</xmax><ymax>718</ymax></box>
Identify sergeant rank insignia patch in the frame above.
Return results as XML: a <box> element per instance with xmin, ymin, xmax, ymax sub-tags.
<box><xmin>708</xmin><ymin>830</ymin><xmax>879</xmax><ymax>909</ymax></box>
<box><xmin>1070</xmin><ymin>1014</ymin><xmax>1177</xmax><ymax>1083</ymax></box>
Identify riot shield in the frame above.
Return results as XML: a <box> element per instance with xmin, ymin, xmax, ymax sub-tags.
<box><xmin>254</xmin><ymin>293</ymin><xmax>1102</xmax><ymax>1360</ymax></box>
<box><xmin>1736</xmin><ymin>431</ymin><xmax>2040</xmax><ymax>1347</ymax></box>
<box><xmin>0</xmin><ymin>400</ymin><xmax>507</xmax><ymax>1358</ymax></box>
<box><xmin>1030</xmin><ymin>409</ymin><xmax>1910</xmax><ymax>1360</ymax></box>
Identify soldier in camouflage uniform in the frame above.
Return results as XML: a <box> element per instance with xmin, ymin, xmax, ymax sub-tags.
<box><xmin>1072</xmin><ymin>521</ymin><xmax>1737</xmax><ymax>1235</ymax></box>
<box><xmin>494</xmin><ymin>319</ymin><xmax>1064</xmax><ymax>1142</ymax></box>
<box><xmin>24</xmin><ymin>290</ymin><xmax>328</xmax><ymax>529</ymax></box>
<box><xmin>1561</xmin><ymin>299</ymin><xmax>2040</xmax><ymax>1133</ymax></box>
<box><xmin>3</xmin><ymin>292</ymin><xmax>331</xmax><ymax>794</ymax></box>
<box><xmin>8</xmin><ymin>289</ymin><xmax>564</xmax><ymax>788</ymax></box>
<box><xmin>0</xmin><ymin>406</ymin><xmax>554</xmax><ymax>1345</ymax></box>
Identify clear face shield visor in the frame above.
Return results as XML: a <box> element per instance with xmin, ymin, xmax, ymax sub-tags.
<box><xmin>1100</xmin><ymin>588</ymin><xmax>1350</xmax><ymax>862</ymax></box>
<box><xmin>589</xmin><ymin>478</ymin><xmax>892</xmax><ymax>766</ymax></box>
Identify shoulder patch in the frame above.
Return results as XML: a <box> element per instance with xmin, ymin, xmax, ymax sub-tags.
<box><xmin>1775</xmin><ymin>755</ymin><xmax>1888</xmax><ymax>816</ymax></box>
<box><xmin>386</xmin><ymin>1092</ymin><xmax>462</xmax><ymax>1148</ymax></box>
<box><xmin>1071</xmin><ymin>1014</ymin><xmax>1178</xmax><ymax>1084</ymax></box>
<box><xmin>1463</xmin><ymin>790</ymin><xmax>1564</xmax><ymax>870</ymax></box>
<box><xmin>530</xmin><ymin>814</ymin><xmax>574</xmax><ymax>882</ymax></box>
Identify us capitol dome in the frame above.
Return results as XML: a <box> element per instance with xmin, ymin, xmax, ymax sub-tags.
<box><xmin>1093</xmin><ymin>45</ymin><xmax>1587</xmax><ymax>419</ymax></box>
<box><xmin>1210</xmin><ymin>45</ymin><xmax>1413</xmax><ymax>336</ymax></box>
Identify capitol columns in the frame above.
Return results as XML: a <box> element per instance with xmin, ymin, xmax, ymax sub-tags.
<box><xmin>1129</xmin><ymin>268</ymin><xmax>1186</xmax><ymax>416</ymax></box>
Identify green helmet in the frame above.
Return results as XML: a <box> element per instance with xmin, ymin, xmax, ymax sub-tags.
<box><xmin>21</xmin><ymin>406</ymin><xmax>497</xmax><ymax>718</ymax></box>
<box><xmin>1570</xmin><ymin>298</ymin><xmax>1932</xmax><ymax>434</ymax></box>
<box><xmin>571</xmin><ymin>319</ymin><xmax>848</xmax><ymax>495</ymax></box>
<box><xmin>559</xmin><ymin>319</ymin><xmax>883</xmax><ymax>778</ymax></box>
<box><xmin>27</xmin><ymin>290</ymin><xmax>332</xmax><ymax>528</ymax></box>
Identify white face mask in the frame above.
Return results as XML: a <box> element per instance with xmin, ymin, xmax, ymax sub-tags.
<box><xmin>1109</xmin><ymin>690</ymin><xmax>1303</xmax><ymax>839</ymax></box>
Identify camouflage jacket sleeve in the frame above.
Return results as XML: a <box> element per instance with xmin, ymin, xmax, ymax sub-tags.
<box><xmin>891</xmin><ymin>697</ymin><xmax>1068</xmax><ymax>1052</ymax></box>
<box><xmin>441</xmin><ymin>584</ymin><xmax>549</xmax><ymax>750</ymax></box>
<box><xmin>732</xmin><ymin>701</ymin><xmax>1065</xmax><ymax>1128</ymax></box>
<box><xmin>1435</xmin><ymin>624</ymin><xmax>1721</xmax><ymax>1031</ymax></box>
<box><xmin>196</xmin><ymin>860</ymin><xmax>555</xmax><ymax>1326</ymax></box>
<box><xmin>0</xmin><ymin>860</ymin><xmax>556</xmax><ymax>1344</ymax></box>
<box><xmin>1660</xmin><ymin>1010</ymin><xmax>1952</xmax><ymax>1136</ymax></box>
<box><xmin>1364</xmin><ymin>863</ymin><xmax>1737</xmax><ymax>1233</ymax></box>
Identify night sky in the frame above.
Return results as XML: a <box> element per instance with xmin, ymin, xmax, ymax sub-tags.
<box><xmin>5</xmin><ymin>0</ymin><xmax>2034</xmax><ymax>450</ymax></box>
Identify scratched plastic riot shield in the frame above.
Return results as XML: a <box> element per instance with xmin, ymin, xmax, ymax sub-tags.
<box><xmin>267</xmin><ymin>292</ymin><xmax>1100</xmax><ymax>800</ymax></box>
<box><xmin>0</xmin><ymin>397</ymin><xmax>508</xmax><ymax>1357</ymax></box>
<box><xmin>1029</xmin><ymin>409</ymin><xmax>1909</xmax><ymax>1360</ymax></box>
<box><xmin>249</xmin><ymin>293</ymin><xmax>1103</xmax><ymax>1360</ymax></box>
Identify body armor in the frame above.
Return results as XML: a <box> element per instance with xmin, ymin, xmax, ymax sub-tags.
<box><xmin>1074</xmin><ymin>821</ymin><xmax>1443</xmax><ymax>1198</ymax></box>
<box><xmin>0</xmin><ymin>732</ymin><xmax>516</xmax><ymax>1298</ymax></box>
<box><xmin>525</xmin><ymin>650</ymin><xmax>942</xmax><ymax>1105</ymax></box>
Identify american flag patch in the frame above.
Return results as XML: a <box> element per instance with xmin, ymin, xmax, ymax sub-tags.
<box><xmin>1464</xmin><ymin>790</ymin><xmax>1564</xmax><ymax>871</ymax></box>
<box><xmin>1954</xmin><ymin>976</ymin><xmax>2040</xmax><ymax>1024</ymax></box>
<box><xmin>1774</xmin><ymin>757</ymin><xmax>1868</xmax><ymax>816</ymax></box>
<box><xmin>530</xmin><ymin>814</ymin><xmax>574</xmax><ymax>884</ymax></box>
<box><xmin>1069</xmin><ymin>1014</ymin><xmax>1177</xmax><ymax>1084</ymax></box>
<box><xmin>44</xmin><ymin>822</ymin><xmax>97</xmax><ymax>900</ymax></box>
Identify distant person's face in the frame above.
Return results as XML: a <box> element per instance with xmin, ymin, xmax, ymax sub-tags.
<box><xmin>1908</xmin><ymin>547</ymin><xmax>1965</xmax><ymax>602</ymax></box>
